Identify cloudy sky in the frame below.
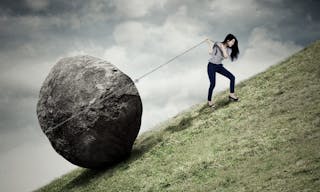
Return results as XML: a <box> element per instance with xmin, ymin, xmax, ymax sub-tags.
<box><xmin>0</xmin><ymin>0</ymin><xmax>319</xmax><ymax>191</ymax></box>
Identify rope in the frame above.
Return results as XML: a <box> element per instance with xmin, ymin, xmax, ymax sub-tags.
<box><xmin>45</xmin><ymin>38</ymin><xmax>208</xmax><ymax>134</ymax></box>
<box><xmin>133</xmin><ymin>38</ymin><xmax>207</xmax><ymax>83</ymax></box>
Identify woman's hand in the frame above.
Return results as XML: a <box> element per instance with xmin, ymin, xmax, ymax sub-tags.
<box><xmin>206</xmin><ymin>38</ymin><xmax>213</xmax><ymax>44</ymax></box>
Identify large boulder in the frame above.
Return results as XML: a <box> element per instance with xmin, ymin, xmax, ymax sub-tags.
<box><xmin>36</xmin><ymin>55</ymin><xmax>143</xmax><ymax>169</ymax></box>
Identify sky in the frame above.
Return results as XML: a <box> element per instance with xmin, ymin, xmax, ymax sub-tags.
<box><xmin>0</xmin><ymin>0</ymin><xmax>319</xmax><ymax>191</ymax></box>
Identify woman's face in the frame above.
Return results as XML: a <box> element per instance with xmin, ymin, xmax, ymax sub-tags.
<box><xmin>226</xmin><ymin>38</ymin><xmax>235</xmax><ymax>47</ymax></box>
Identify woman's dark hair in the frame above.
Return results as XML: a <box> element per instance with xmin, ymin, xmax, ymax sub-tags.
<box><xmin>221</xmin><ymin>33</ymin><xmax>239</xmax><ymax>62</ymax></box>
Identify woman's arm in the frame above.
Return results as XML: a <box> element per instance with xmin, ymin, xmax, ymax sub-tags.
<box><xmin>217</xmin><ymin>42</ymin><xmax>229</xmax><ymax>59</ymax></box>
<box><xmin>206</xmin><ymin>38</ymin><xmax>214</xmax><ymax>54</ymax></box>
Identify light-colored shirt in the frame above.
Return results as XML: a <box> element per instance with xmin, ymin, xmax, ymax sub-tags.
<box><xmin>208</xmin><ymin>42</ymin><xmax>232</xmax><ymax>64</ymax></box>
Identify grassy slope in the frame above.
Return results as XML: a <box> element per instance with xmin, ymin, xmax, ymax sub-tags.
<box><xmin>35</xmin><ymin>40</ymin><xmax>320</xmax><ymax>192</ymax></box>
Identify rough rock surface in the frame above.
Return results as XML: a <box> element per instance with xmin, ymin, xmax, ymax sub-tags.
<box><xmin>36</xmin><ymin>55</ymin><xmax>143</xmax><ymax>169</ymax></box>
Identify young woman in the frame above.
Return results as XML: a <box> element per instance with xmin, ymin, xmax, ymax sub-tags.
<box><xmin>206</xmin><ymin>33</ymin><xmax>240</xmax><ymax>108</ymax></box>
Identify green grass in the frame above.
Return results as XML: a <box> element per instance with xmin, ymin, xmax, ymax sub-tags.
<box><xmin>34</xmin><ymin>39</ymin><xmax>320</xmax><ymax>192</ymax></box>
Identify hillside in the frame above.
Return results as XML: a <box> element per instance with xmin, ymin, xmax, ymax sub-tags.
<box><xmin>35</xmin><ymin>39</ymin><xmax>320</xmax><ymax>192</ymax></box>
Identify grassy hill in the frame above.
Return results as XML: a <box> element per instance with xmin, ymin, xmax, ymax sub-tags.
<box><xmin>35</xmin><ymin>39</ymin><xmax>320</xmax><ymax>192</ymax></box>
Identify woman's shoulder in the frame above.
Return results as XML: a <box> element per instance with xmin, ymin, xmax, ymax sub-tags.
<box><xmin>214</xmin><ymin>42</ymin><xmax>222</xmax><ymax>46</ymax></box>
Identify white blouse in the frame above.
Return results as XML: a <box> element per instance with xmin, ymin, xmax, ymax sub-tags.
<box><xmin>208</xmin><ymin>42</ymin><xmax>232</xmax><ymax>64</ymax></box>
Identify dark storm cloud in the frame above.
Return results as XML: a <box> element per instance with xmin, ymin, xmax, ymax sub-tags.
<box><xmin>1</xmin><ymin>0</ymin><xmax>319</xmax><ymax>53</ymax></box>
<box><xmin>0</xmin><ymin>0</ymin><xmax>86</xmax><ymax>16</ymax></box>
<box><xmin>281</xmin><ymin>0</ymin><xmax>320</xmax><ymax>20</ymax></box>
<box><xmin>0</xmin><ymin>0</ymin><xmax>117</xmax><ymax>52</ymax></box>
<box><xmin>257</xmin><ymin>0</ymin><xmax>320</xmax><ymax>44</ymax></box>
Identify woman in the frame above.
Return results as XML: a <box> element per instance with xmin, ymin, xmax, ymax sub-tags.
<box><xmin>206</xmin><ymin>33</ymin><xmax>240</xmax><ymax>108</ymax></box>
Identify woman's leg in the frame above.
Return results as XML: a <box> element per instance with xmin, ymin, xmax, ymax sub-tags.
<box><xmin>216</xmin><ymin>64</ymin><xmax>235</xmax><ymax>93</ymax></box>
<box><xmin>207</xmin><ymin>63</ymin><xmax>217</xmax><ymax>101</ymax></box>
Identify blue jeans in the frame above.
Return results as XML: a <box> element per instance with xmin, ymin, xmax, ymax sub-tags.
<box><xmin>207</xmin><ymin>62</ymin><xmax>235</xmax><ymax>101</ymax></box>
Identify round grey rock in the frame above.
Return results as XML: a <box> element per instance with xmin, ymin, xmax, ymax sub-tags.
<box><xmin>36</xmin><ymin>55</ymin><xmax>143</xmax><ymax>169</ymax></box>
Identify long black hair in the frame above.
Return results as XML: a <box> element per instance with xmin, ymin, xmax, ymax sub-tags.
<box><xmin>221</xmin><ymin>33</ymin><xmax>239</xmax><ymax>62</ymax></box>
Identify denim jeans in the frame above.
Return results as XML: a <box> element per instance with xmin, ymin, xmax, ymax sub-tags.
<box><xmin>207</xmin><ymin>62</ymin><xmax>235</xmax><ymax>101</ymax></box>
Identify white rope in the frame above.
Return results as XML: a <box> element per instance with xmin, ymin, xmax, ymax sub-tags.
<box><xmin>44</xmin><ymin>38</ymin><xmax>208</xmax><ymax>134</ymax></box>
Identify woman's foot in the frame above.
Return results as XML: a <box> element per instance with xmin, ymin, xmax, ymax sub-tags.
<box><xmin>208</xmin><ymin>100</ymin><xmax>216</xmax><ymax>108</ymax></box>
<box><xmin>229</xmin><ymin>93</ymin><xmax>239</xmax><ymax>101</ymax></box>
